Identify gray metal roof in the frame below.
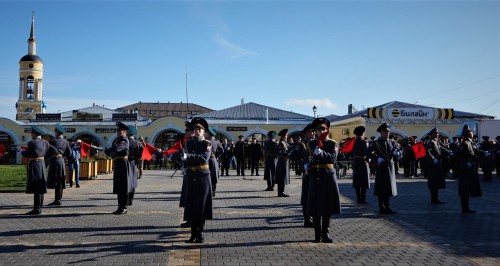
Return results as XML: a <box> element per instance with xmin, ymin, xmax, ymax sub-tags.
<box><xmin>327</xmin><ymin>101</ymin><xmax>495</xmax><ymax>124</ymax></box>
<box><xmin>199</xmin><ymin>102</ymin><xmax>312</xmax><ymax>121</ymax></box>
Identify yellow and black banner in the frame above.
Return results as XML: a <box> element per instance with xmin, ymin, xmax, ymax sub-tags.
<box><xmin>367</xmin><ymin>107</ymin><xmax>454</xmax><ymax>119</ymax></box>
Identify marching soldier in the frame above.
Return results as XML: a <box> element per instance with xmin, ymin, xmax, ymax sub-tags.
<box><xmin>104</xmin><ymin>122</ymin><xmax>132</xmax><ymax>215</ymax></box>
<box><xmin>234</xmin><ymin>135</ymin><xmax>246</xmax><ymax>176</ymax></box>
<box><xmin>248</xmin><ymin>137</ymin><xmax>262</xmax><ymax>176</ymax></box>
<box><xmin>352</xmin><ymin>126</ymin><xmax>370</xmax><ymax>204</ymax></box>
<box><xmin>181</xmin><ymin>117</ymin><xmax>213</xmax><ymax>243</ymax></box>
<box><xmin>127</xmin><ymin>126</ymin><xmax>143</xmax><ymax>206</ymax></box>
<box><xmin>368</xmin><ymin>123</ymin><xmax>398</xmax><ymax>214</ymax></box>
<box><xmin>306</xmin><ymin>117</ymin><xmax>341</xmax><ymax>243</ymax></box>
<box><xmin>424</xmin><ymin>127</ymin><xmax>448</xmax><ymax>204</ymax></box>
<box><xmin>21</xmin><ymin>126</ymin><xmax>51</xmax><ymax>215</ymax></box>
<box><xmin>457</xmin><ymin>125</ymin><xmax>482</xmax><ymax>213</ymax></box>
<box><xmin>47</xmin><ymin>124</ymin><xmax>71</xmax><ymax>206</ymax></box>
<box><xmin>276</xmin><ymin>129</ymin><xmax>291</xmax><ymax>197</ymax></box>
<box><xmin>263</xmin><ymin>131</ymin><xmax>278</xmax><ymax>191</ymax></box>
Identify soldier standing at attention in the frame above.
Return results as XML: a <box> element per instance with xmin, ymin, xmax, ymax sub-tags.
<box><xmin>368</xmin><ymin>123</ymin><xmax>398</xmax><ymax>214</ymax></box>
<box><xmin>479</xmin><ymin>136</ymin><xmax>494</xmax><ymax>182</ymax></box>
<box><xmin>234</xmin><ymin>135</ymin><xmax>246</xmax><ymax>176</ymax></box>
<box><xmin>424</xmin><ymin>127</ymin><xmax>447</xmax><ymax>204</ymax></box>
<box><xmin>352</xmin><ymin>126</ymin><xmax>370</xmax><ymax>204</ymax></box>
<box><xmin>263</xmin><ymin>131</ymin><xmax>278</xmax><ymax>191</ymax></box>
<box><xmin>104</xmin><ymin>122</ymin><xmax>132</xmax><ymax>215</ymax></box>
<box><xmin>457</xmin><ymin>125</ymin><xmax>482</xmax><ymax>213</ymax></box>
<box><xmin>248</xmin><ymin>137</ymin><xmax>263</xmax><ymax>176</ymax></box>
<box><xmin>306</xmin><ymin>117</ymin><xmax>341</xmax><ymax>243</ymax></box>
<box><xmin>126</xmin><ymin>126</ymin><xmax>143</xmax><ymax>206</ymax></box>
<box><xmin>181</xmin><ymin>117</ymin><xmax>213</xmax><ymax>243</ymax></box>
<box><xmin>47</xmin><ymin>124</ymin><xmax>71</xmax><ymax>206</ymax></box>
<box><xmin>21</xmin><ymin>126</ymin><xmax>50</xmax><ymax>215</ymax></box>
<box><xmin>276</xmin><ymin>129</ymin><xmax>290</xmax><ymax>197</ymax></box>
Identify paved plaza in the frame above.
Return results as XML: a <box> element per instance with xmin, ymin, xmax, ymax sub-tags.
<box><xmin>0</xmin><ymin>168</ymin><xmax>499</xmax><ymax>266</ymax></box>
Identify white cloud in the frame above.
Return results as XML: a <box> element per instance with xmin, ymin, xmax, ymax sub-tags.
<box><xmin>285</xmin><ymin>98</ymin><xmax>337</xmax><ymax>110</ymax></box>
<box><xmin>213</xmin><ymin>33</ymin><xmax>257</xmax><ymax>60</ymax></box>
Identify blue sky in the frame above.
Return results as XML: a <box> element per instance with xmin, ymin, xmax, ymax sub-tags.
<box><xmin>1</xmin><ymin>0</ymin><xmax>499</xmax><ymax>120</ymax></box>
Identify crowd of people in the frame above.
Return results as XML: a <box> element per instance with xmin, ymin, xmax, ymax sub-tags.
<box><xmin>20</xmin><ymin>117</ymin><xmax>500</xmax><ymax>244</ymax></box>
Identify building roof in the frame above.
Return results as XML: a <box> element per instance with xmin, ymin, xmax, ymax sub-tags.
<box><xmin>327</xmin><ymin>101</ymin><xmax>495</xmax><ymax>124</ymax></box>
<box><xmin>199</xmin><ymin>102</ymin><xmax>312</xmax><ymax>120</ymax></box>
<box><xmin>20</xmin><ymin>54</ymin><xmax>43</xmax><ymax>63</ymax></box>
<box><xmin>118</xmin><ymin>102</ymin><xmax>214</xmax><ymax>120</ymax></box>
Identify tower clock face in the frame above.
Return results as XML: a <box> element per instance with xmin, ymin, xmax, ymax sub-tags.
<box><xmin>29</xmin><ymin>64</ymin><xmax>33</xmax><ymax>68</ymax></box>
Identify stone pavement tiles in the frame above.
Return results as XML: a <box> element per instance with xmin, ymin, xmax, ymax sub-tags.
<box><xmin>0</xmin><ymin>169</ymin><xmax>498</xmax><ymax>266</ymax></box>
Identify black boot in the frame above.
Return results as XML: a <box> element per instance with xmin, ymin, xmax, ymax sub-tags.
<box><xmin>378</xmin><ymin>196</ymin><xmax>388</xmax><ymax>214</ymax></box>
<box><xmin>27</xmin><ymin>194</ymin><xmax>43</xmax><ymax>215</ymax></box>
<box><xmin>128</xmin><ymin>191</ymin><xmax>134</xmax><ymax>206</ymax></box>
<box><xmin>360</xmin><ymin>188</ymin><xmax>368</xmax><ymax>204</ymax></box>
<box><xmin>113</xmin><ymin>194</ymin><xmax>128</xmax><ymax>214</ymax></box>
<box><xmin>321</xmin><ymin>217</ymin><xmax>333</xmax><ymax>243</ymax></box>
<box><xmin>461</xmin><ymin>196</ymin><xmax>476</xmax><ymax>213</ymax></box>
<box><xmin>313</xmin><ymin>216</ymin><xmax>321</xmax><ymax>243</ymax></box>
<box><xmin>430</xmin><ymin>189</ymin><xmax>444</xmax><ymax>204</ymax></box>
<box><xmin>187</xmin><ymin>225</ymin><xmax>197</xmax><ymax>243</ymax></box>
<box><xmin>355</xmin><ymin>187</ymin><xmax>361</xmax><ymax>203</ymax></box>
<box><xmin>303</xmin><ymin>210</ymin><xmax>314</xmax><ymax>228</ymax></box>
<box><xmin>384</xmin><ymin>197</ymin><xmax>396</xmax><ymax>214</ymax></box>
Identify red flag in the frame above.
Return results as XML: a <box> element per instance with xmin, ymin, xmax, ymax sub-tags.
<box><xmin>317</xmin><ymin>131</ymin><xmax>329</xmax><ymax>149</ymax></box>
<box><xmin>142</xmin><ymin>143</ymin><xmax>157</xmax><ymax>161</ymax></box>
<box><xmin>80</xmin><ymin>141</ymin><xmax>91</xmax><ymax>157</ymax></box>
<box><xmin>0</xmin><ymin>143</ymin><xmax>6</xmax><ymax>156</ymax></box>
<box><xmin>412</xmin><ymin>142</ymin><xmax>426</xmax><ymax>159</ymax></box>
<box><xmin>340</xmin><ymin>137</ymin><xmax>355</xmax><ymax>153</ymax></box>
<box><xmin>166</xmin><ymin>140</ymin><xmax>183</xmax><ymax>156</ymax></box>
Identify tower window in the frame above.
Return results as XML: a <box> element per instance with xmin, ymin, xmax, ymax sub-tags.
<box><xmin>26</xmin><ymin>76</ymin><xmax>34</xmax><ymax>99</ymax></box>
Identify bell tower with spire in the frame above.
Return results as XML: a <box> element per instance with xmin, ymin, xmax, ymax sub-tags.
<box><xmin>16</xmin><ymin>13</ymin><xmax>45</xmax><ymax>121</ymax></box>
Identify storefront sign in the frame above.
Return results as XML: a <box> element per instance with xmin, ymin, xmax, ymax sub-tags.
<box><xmin>72</xmin><ymin>112</ymin><xmax>103</xmax><ymax>121</ymax></box>
<box><xmin>367</xmin><ymin>107</ymin><xmax>453</xmax><ymax>120</ymax></box>
<box><xmin>36</xmin><ymin>113</ymin><xmax>61</xmax><ymax>121</ymax></box>
<box><xmin>227</xmin><ymin>127</ymin><xmax>247</xmax><ymax>131</ymax></box>
<box><xmin>112</xmin><ymin>113</ymin><xmax>137</xmax><ymax>121</ymax></box>
<box><xmin>96</xmin><ymin>128</ymin><xmax>117</xmax><ymax>134</ymax></box>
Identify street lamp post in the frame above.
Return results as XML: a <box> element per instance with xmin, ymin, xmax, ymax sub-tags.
<box><xmin>312</xmin><ymin>105</ymin><xmax>317</xmax><ymax>118</ymax></box>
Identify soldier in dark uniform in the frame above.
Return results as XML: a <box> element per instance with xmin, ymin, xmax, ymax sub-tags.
<box><xmin>368</xmin><ymin>123</ymin><xmax>398</xmax><ymax>214</ymax></box>
<box><xmin>218</xmin><ymin>138</ymin><xmax>231</xmax><ymax>176</ymax></box>
<box><xmin>352</xmin><ymin>126</ymin><xmax>370</xmax><ymax>204</ymax></box>
<box><xmin>206</xmin><ymin>128</ymin><xmax>219</xmax><ymax>196</ymax></box>
<box><xmin>127</xmin><ymin>126</ymin><xmax>143</xmax><ymax>206</ymax></box>
<box><xmin>289</xmin><ymin>123</ymin><xmax>314</xmax><ymax>227</ymax></box>
<box><xmin>21</xmin><ymin>126</ymin><xmax>51</xmax><ymax>215</ymax></box>
<box><xmin>181</xmin><ymin>117</ymin><xmax>213</xmax><ymax>243</ymax></box>
<box><xmin>449</xmin><ymin>136</ymin><xmax>461</xmax><ymax>179</ymax></box>
<box><xmin>276</xmin><ymin>129</ymin><xmax>291</xmax><ymax>197</ymax></box>
<box><xmin>234</xmin><ymin>135</ymin><xmax>246</xmax><ymax>176</ymax></box>
<box><xmin>104</xmin><ymin>122</ymin><xmax>132</xmax><ymax>215</ymax></box>
<box><xmin>479</xmin><ymin>136</ymin><xmax>494</xmax><ymax>181</ymax></box>
<box><xmin>457</xmin><ymin>125</ymin><xmax>482</xmax><ymax>213</ymax></box>
<box><xmin>495</xmin><ymin>136</ymin><xmax>500</xmax><ymax>177</ymax></box>
<box><xmin>263</xmin><ymin>131</ymin><xmax>278</xmax><ymax>191</ymax></box>
<box><xmin>306</xmin><ymin>117</ymin><xmax>341</xmax><ymax>243</ymax></box>
<box><xmin>47</xmin><ymin>124</ymin><xmax>71</xmax><ymax>206</ymax></box>
<box><xmin>424</xmin><ymin>127</ymin><xmax>448</xmax><ymax>204</ymax></box>
<box><xmin>248</xmin><ymin>137</ymin><xmax>263</xmax><ymax>176</ymax></box>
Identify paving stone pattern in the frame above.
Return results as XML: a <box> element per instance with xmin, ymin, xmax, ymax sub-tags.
<box><xmin>0</xmin><ymin>169</ymin><xmax>498</xmax><ymax>266</ymax></box>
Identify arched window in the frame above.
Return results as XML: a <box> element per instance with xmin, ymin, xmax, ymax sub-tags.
<box><xmin>26</xmin><ymin>76</ymin><xmax>34</xmax><ymax>99</ymax></box>
<box><xmin>24</xmin><ymin>108</ymin><xmax>34</xmax><ymax>113</ymax></box>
